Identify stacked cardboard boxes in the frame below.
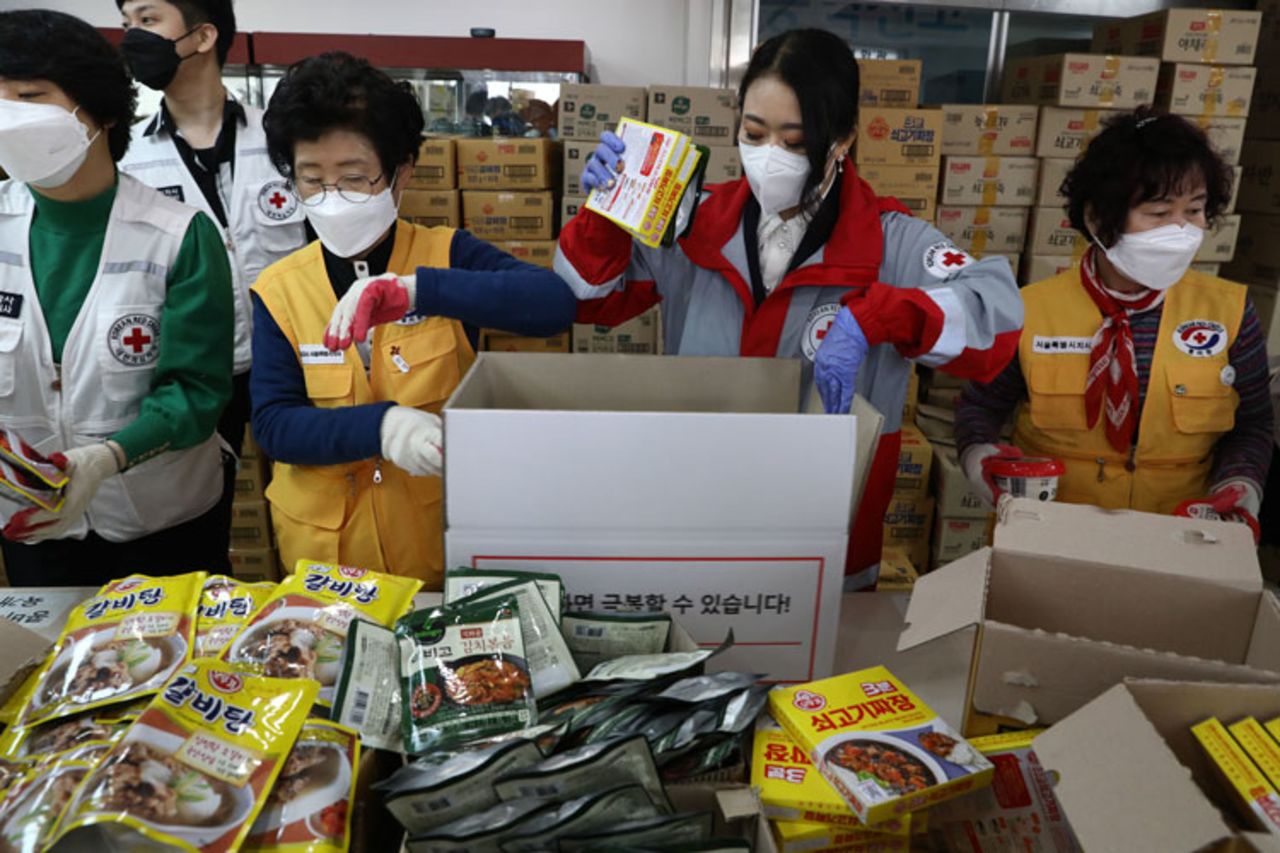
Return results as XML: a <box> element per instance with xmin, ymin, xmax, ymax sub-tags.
<box><xmin>883</xmin><ymin>425</ymin><xmax>935</xmax><ymax>574</ymax></box>
<box><xmin>402</xmin><ymin>137</ymin><xmax>460</xmax><ymax>229</ymax></box>
<box><xmin>229</xmin><ymin>427</ymin><xmax>280</xmax><ymax>582</ymax></box>
<box><xmin>856</xmin><ymin>105</ymin><xmax>943</xmax><ymax>231</ymax></box>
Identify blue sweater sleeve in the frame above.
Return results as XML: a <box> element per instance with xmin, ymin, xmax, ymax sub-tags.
<box><xmin>414</xmin><ymin>230</ymin><xmax>577</xmax><ymax>337</ymax></box>
<box><xmin>249</xmin><ymin>293</ymin><xmax>395</xmax><ymax>466</ymax></box>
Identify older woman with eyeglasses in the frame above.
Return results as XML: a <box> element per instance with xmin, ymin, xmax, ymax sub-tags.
<box><xmin>249</xmin><ymin>52</ymin><xmax>575</xmax><ymax>586</ymax></box>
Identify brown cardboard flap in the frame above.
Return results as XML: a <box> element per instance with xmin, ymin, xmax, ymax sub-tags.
<box><xmin>1247</xmin><ymin>592</ymin><xmax>1280</xmax><ymax>672</ymax></box>
<box><xmin>0</xmin><ymin>618</ymin><xmax>51</xmax><ymax>707</ymax></box>
<box><xmin>1034</xmin><ymin>683</ymin><xmax>1234</xmax><ymax>853</ymax></box>
<box><xmin>994</xmin><ymin>498</ymin><xmax>1261</xmax><ymax>588</ymax></box>
<box><xmin>897</xmin><ymin>548</ymin><xmax>990</xmax><ymax>651</ymax></box>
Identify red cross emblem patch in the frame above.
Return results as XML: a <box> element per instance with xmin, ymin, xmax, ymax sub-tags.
<box><xmin>923</xmin><ymin>241</ymin><xmax>975</xmax><ymax>279</ymax></box>
<box><xmin>258</xmin><ymin>179</ymin><xmax>299</xmax><ymax>221</ymax></box>
<box><xmin>107</xmin><ymin>313</ymin><xmax>161</xmax><ymax>367</ymax></box>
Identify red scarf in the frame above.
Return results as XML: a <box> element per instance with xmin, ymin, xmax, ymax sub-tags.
<box><xmin>1079</xmin><ymin>248</ymin><xmax>1165</xmax><ymax>453</ymax></box>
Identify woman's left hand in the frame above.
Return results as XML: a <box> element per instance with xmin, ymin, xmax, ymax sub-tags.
<box><xmin>324</xmin><ymin>273</ymin><xmax>415</xmax><ymax>351</ymax></box>
<box><xmin>813</xmin><ymin>306</ymin><xmax>869</xmax><ymax>414</ymax></box>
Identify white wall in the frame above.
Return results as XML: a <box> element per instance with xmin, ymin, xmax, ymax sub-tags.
<box><xmin>16</xmin><ymin>0</ymin><xmax>716</xmax><ymax>86</ymax></box>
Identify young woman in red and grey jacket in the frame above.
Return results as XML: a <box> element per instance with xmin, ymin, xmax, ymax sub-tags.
<box><xmin>555</xmin><ymin>29</ymin><xmax>1024</xmax><ymax>589</ymax></box>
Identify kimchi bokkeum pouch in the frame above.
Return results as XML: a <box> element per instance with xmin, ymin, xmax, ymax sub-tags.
<box><xmin>397</xmin><ymin>595</ymin><xmax>536</xmax><ymax>753</ymax></box>
<box><xmin>221</xmin><ymin>560</ymin><xmax>421</xmax><ymax>709</ymax></box>
<box><xmin>53</xmin><ymin>659</ymin><xmax>318</xmax><ymax>853</ymax></box>
<box><xmin>18</xmin><ymin>572</ymin><xmax>205</xmax><ymax>728</ymax></box>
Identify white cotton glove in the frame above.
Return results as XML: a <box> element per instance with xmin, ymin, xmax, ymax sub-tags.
<box><xmin>960</xmin><ymin>443</ymin><xmax>1002</xmax><ymax>508</ymax></box>
<box><xmin>379</xmin><ymin>406</ymin><xmax>443</xmax><ymax>477</ymax></box>
<box><xmin>324</xmin><ymin>273</ymin><xmax>417</xmax><ymax>351</ymax></box>
<box><xmin>1209</xmin><ymin>477</ymin><xmax>1263</xmax><ymax>519</ymax></box>
<box><xmin>3</xmin><ymin>443</ymin><xmax>121</xmax><ymax>543</ymax></box>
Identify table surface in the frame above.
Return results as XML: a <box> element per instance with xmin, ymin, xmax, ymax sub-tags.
<box><xmin>3</xmin><ymin>587</ymin><xmax>974</xmax><ymax>726</ymax></box>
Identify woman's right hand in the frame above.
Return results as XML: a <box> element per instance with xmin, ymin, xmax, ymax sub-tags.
<box><xmin>581</xmin><ymin>131</ymin><xmax>626</xmax><ymax>192</ymax></box>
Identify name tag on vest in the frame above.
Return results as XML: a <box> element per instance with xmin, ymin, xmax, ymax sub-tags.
<box><xmin>1032</xmin><ymin>335</ymin><xmax>1093</xmax><ymax>354</ymax></box>
<box><xmin>0</xmin><ymin>292</ymin><xmax>22</xmax><ymax>319</ymax></box>
<box><xmin>299</xmin><ymin>345</ymin><xmax>345</xmax><ymax>365</ymax></box>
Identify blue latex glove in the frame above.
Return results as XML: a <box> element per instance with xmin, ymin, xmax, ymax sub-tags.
<box><xmin>581</xmin><ymin>131</ymin><xmax>626</xmax><ymax>192</ymax></box>
<box><xmin>813</xmin><ymin>306</ymin><xmax>869</xmax><ymax>414</ymax></box>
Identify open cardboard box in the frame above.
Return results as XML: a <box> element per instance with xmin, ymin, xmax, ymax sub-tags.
<box><xmin>443</xmin><ymin>353</ymin><xmax>883</xmax><ymax>682</ymax></box>
<box><xmin>899</xmin><ymin>498</ymin><xmax>1280</xmax><ymax>734</ymax></box>
<box><xmin>0</xmin><ymin>617</ymin><xmax>52</xmax><ymax>708</ymax></box>
<box><xmin>1035</xmin><ymin>680</ymin><xmax>1280</xmax><ymax>853</ymax></box>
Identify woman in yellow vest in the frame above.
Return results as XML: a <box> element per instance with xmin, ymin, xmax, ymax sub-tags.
<box><xmin>955</xmin><ymin>108</ymin><xmax>1273</xmax><ymax>532</ymax></box>
<box><xmin>249</xmin><ymin>53</ymin><xmax>576</xmax><ymax>586</ymax></box>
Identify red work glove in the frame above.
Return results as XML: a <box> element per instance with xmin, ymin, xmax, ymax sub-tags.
<box><xmin>324</xmin><ymin>273</ymin><xmax>415</xmax><ymax>351</ymax></box>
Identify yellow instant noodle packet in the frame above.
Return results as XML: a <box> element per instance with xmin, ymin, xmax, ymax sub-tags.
<box><xmin>222</xmin><ymin>560</ymin><xmax>422</xmax><ymax>708</ymax></box>
<box><xmin>19</xmin><ymin>572</ymin><xmax>205</xmax><ymax>727</ymax></box>
<box><xmin>0</xmin><ymin>756</ymin><xmax>92</xmax><ymax>852</ymax></box>
<box><xmin>0</xmin><ymin>710</ymin><xmax>133</xmax><ymax>763</ymax></box>
<box><xmin>243</xmin><ymin>720</ymin><xmax>361</xmax><ymax>852</ymax></box>
<box><xmin>55</xmin><ymin>659</ymin><xmax>319</xmax><ymax>853</ymax></box>
<box><xmin>196</xmin><ymin>576</ymin><xmax>276</xmax><ymax>658</ymax></box>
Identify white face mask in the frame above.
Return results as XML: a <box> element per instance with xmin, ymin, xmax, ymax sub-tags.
<box><xmin>302</xmin><ymin>184</ymin><xmax>399</xmax><ymax>259</ymax></box>
<box><xmin>0</xmin><ymin>100</ymin><xmax>100</xmax><ymax>189</ymax></box>
<box><xmin>739</xmin><ymin>143</ymin><xmax>811</xmax><ymax>216</ymax></box>
<box><xmin>1095</xmin><ymin>222</ymin><xmax>1204</xmax><ymax>292</ymax></box>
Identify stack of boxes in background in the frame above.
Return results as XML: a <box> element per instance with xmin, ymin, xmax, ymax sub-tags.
<box><xmin>1229</xmin><ymin>0</ymin><xmax>1280</xmax><ymax>356</ymax></box>
<box><xmin>854</xmin><ymin>61</ymin><xmax>942</xmax><ymax>222</ymax></box>
<box><xmin>228</xmin><ymin>428</ymin><xmax>279</xmax><ymax>583</ymax></box>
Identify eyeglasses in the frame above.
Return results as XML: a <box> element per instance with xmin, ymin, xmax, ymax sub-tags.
<box><xmin>294</xmin><ymin>173</ymin><xmax>387</xmax><ymax>206</ymax></box>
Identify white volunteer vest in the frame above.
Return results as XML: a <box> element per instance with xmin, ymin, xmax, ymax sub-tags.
<box><xmin>0</xmin><ymin>174</ymin><xmax>222</xmax><ymax>542</ymax></box>
<box><xmin>119</xmin><ymin>102</ymin><xmax>308</xmax><ymax>374</ymax></box>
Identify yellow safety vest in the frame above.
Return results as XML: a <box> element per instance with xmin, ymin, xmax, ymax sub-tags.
<box><xmin>1012</xmin><ymin>267</ymin><xmax>1245</xmax><ymax>514</ymax></box>
<box><xmin>252</xmin><ymin>220</ymin><xmax>475</xmax><ymax>587</ymax></box>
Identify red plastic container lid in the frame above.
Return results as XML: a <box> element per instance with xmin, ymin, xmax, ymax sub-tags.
<box><xmin>986</xmin><ymin>455</ymin><xmax>1065</xmax><ymax>479</ymax></box>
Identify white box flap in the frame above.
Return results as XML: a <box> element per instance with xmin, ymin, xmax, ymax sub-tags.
<box><xmin>1034</xmin><ymin>683</ymin><xmax>1234</xmax><ymax>853</ymax></box>
<box><xmin>897</xmin><ymin>547</ymin><xmax>990</xmax><ymax>651</ymax></box>
<box><xmin>994</xmin><ymin>498</ymin><xmax>1261</xmax><ymax>588</ymax></box>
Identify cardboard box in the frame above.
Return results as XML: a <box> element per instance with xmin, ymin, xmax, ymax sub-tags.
<box><xmin>1157</xmin><ymin>63</ymin><xmax>1257</xmax><ymax>118</ymax></box>
<box><xmin>233</xmin><ymin>455</ymin><xmax>268</xmax><ymax>503</ymax></box>
<box><xmin>940</xmin><ymin>156</ymin><xmax>1039</xmax><ymax>207</ymax></box>
<box><xmin>443</xmin><ymin>353</ymin><xmax>883</xmax><ymax>682</ymax></box>
<box><xmin>399</xmin><ymin>189</ymin><xmax>459</xmax><ymax>229</ymax></box>
<box><xmin>240</xmin><ymin>425</ymin><xmax>260</xmax><ymax>460</ymax></box>
<box><xmin>557</xmin><ymin>83</ymin><xmax>647</xmax><ymax>141</ymax></box>
<box><xmin>858</xmin><ymin>164</ymin><xmax>940</xmax><ymax>221</ymax></box>
<box><xmin>455</xmin><ymin>138</ymin><xmax>561</xmax><ymax>190</ymax></box>
<box><xmin>228</xmin><ymin>547</ymin><xmax>281</xmax><ymax>583</ymax></box>
<box><xmin>1198</xmin><ymin>115</ymin><xmax>1250</xmax><ymax>164</ymax></box>
<box><xmin>0</xmin><ymin>618</ymin><xmax>51</xmax><ymax>709</ymax></box>
<box><xmin>895</xmin><ymin>425</ymin><xmax>933</xmax><ymax>496</ymax></box>
<box><xmin>703</xmin><ymin>144</ymin><xmax>743</xmax><ymax>183</ymax></box>
<box><xmin>1094</xmin><ymin>9</ymin><xmax>1264</xmax><ymax>65</ymax></box>
<box><xmin>1240</xmin><ymin>141</ymin><xmax>1280</xmax><ymax>214</ymax></box>
<box><xmin>1036</xmin><ymin>156</ymin><xmax>1073</xmax><ymax>207</ymax></box>
<box><xmin>1192</xmin><ymin>262</ymin><xmax>1222</xmax><ymax>276</ymax></box>
<box><xmin>646</xmin><ymin>86</ymin><xmax>738</xmax><ymax>146</ymax></box>
<box><xmin>855</xmin><ymin>107</ymin><xmax>943</xmax><ymax>167</ymax></box>
<box><xmin>1228</xmin><ymin>164</ymin><xmax>1245</xmax><ymax>214</ymax></box>
<box><xmin>229</xmin><ymin>500</ymin><xmax>272</xmax><ymax>550</ymax></box>
<box><xmin>934</xmin><ymin>206</ymin><xmax>1030</xmax><ymax>255</ymax></box>
<box><xmin>902</xmin><ymin>365</ymin><xmax>919</xmax><ymax>423</ymax></box>
<box><xmin>1002</xmin><ymin>54</ymin><xmax>1160</xmax><ymax>110</ymax></box>
<box><xmin>409</xmin><ymin>137</ymin><xmax>456</xmax><ymax>190</ymax></box>
<box><xmin>1028</xmin><ymin>206</ymin><xmax>1089</xmax><ymax>257</ymax></box>
<box><xmin>878</xmin><ymin>548</ymin><xmax>920</xmax><ymax>592</ymax></box>
<box><xmin>492</xmin><ymin>240</ymin><xmax>556</xmax><ymax>270</ymax></box>
<box><xmin>573</xmin><ymin>307</ymin><xmax>661</xmax><ymax>354</ymax></box>
<box><xmin>1197</xmin><ymin>213</ymin><xmax>1242</xmax><ymax>262</ymax></box>
<box><xmin>932</xmin><ymin>445</ymin><xmax>988</xmax><ymax>520</ymax></box>
<box><xmin>899</xmin><ymin>499</ymin><xmax>1280</xmax><ymax>735</ymax></box>
<box><xmin>1024</xmin><ymin>254</ymin><xmax>1076</xmax><ymax>285</ymax></box>
<box><xmin>462</xmin><ymin>190</ymin><xmax>554</xmax><ymax>241</ymax></box>
<box><xmin>1237</xmin><ymin>214</ymin><xmax>1280</xmax><ymax>268</ymax></box>
<box><xmin>884</xmin><ymin>496</ymin><xmax>934</xmax><ymax>571</ymax></box>
<box><xmin>1035</xmin><ymin>680</ymin><xmax>1280</xmax><ymax>852</ymax></box>
<box><xmin>858</xmin><ymin>59</ymin><xmax>922</xmax><ymax>108</ymax></box>
<box><xmin>562</xmin><ymin>194</ymin><xmax>587</xmax><ymax>227</ymax></box>
<box><xmin>478</xmin><ymin>330</ymin><xmax>571</xmax><ymax>354</ymax></box>
<box><xmin>940</xmin><ymin>104</ymin><xmax>1039</xmax><ymax>156</ymax></box>
<box><xmin>932</xmin><ymin>514</ymin><xmax>992</xmax><ymax>571</ymax></box>
<box><xmin>562</xmin><ymin>139</ymin><xmax>593</xmax><ymax>198</ymax></box>
<box><xmin>1035</xmin><ymin>107</ymin><xmax>1121</xmax><ymax>159</ymax></box>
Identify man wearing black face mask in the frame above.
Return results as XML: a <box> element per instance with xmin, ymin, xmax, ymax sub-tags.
<box><xmin>116</xmin><ymin>0</ymin><xmax>308</xmax><ymax>557</ymax></box>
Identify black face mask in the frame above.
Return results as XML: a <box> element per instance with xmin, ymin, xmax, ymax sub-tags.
<box><xmin>121</xmin><ymin>26</ymin><xmax>200</xmax><ymax>91</ymax></box>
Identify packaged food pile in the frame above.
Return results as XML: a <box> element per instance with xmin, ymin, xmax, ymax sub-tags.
<box><xmin>1193</xmin><ymin>715</ymin><xmax>1280</xmax><ymax>835</ymax></box>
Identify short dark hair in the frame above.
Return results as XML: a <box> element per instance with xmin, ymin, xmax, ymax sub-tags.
<box><xmin>0</xmin><ymin>10</ymin><xmax>137</xmax><ymax>162</ymax></box>
<box><xmin>115</xmin><ymin>0</ymin><xmax>237</xmax><ymax>66</ymax></box>
<box><xmin>263</xmin><ymin>51</ymin><xmax>425</xmax><ymax>180</ymax></box>
<box><xmin>1062</xmin><ymin>106</ymin><xmax>1234</xmax><ymax>248</ymax></box>
<box><xmin>739</xmin><ymin>29</ymin><xmax>859</xmax><ymax>213</ymax></box>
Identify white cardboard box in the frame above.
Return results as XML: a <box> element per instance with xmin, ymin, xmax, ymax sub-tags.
<box><xmin>443</xmin><ymin>353</ymin><xmax>883</xmax><ymax>682</ymax></box>
<box><xmin>899</xmin><ymin>498</ymin><xmax>1280</xmax><ymax>733</ymax></box>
